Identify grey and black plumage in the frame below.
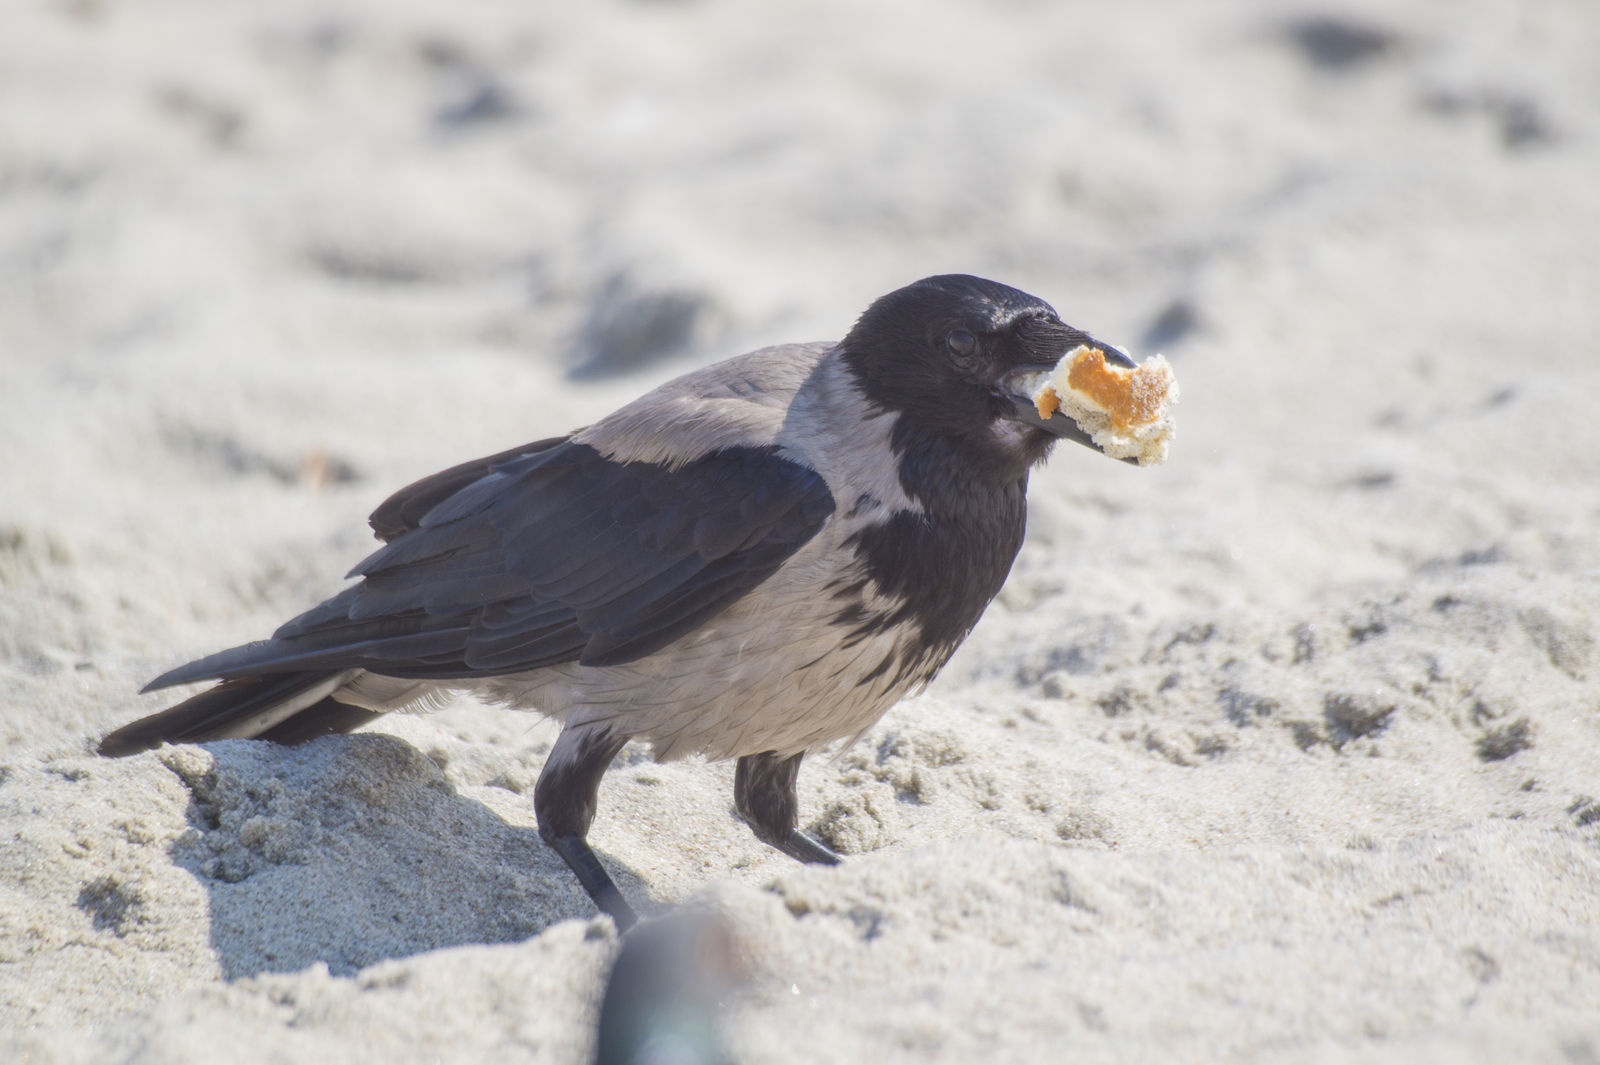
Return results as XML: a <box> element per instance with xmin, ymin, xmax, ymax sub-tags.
<box><xmin>99</xmin><ymin>274</ymin><xmax>1139</xmax><ymax>930</ymax></box>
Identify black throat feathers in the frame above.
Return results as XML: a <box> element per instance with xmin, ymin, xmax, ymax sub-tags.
<box><xmin>833</xmin><ymin>419</ymin><xmax>1045</xmax><ymax>689</ymax></box>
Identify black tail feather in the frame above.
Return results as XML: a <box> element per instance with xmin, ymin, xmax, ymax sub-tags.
<box><xmin>98</xmin><ymin>671</ymin><xmax>380</xmax><ymax>757</ymax></box>
<box><xmin>256</xmin><ymin>696</ymin><xmax>385</xmax><ymax>746</ymax></box>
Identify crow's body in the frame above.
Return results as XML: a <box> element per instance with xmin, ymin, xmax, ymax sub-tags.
<box><xmin>100</xmin><ymin>275</ymin><xmax>1137</xmax><ymax>928</ymax></box>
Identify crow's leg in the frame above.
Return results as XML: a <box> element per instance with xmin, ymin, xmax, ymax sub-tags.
<box><xmin>535</xmin><ymin>723</ymin><xmax>637</xmax><ymax>931</ymax></box>
<box><xmin>734</xmin><ymin>751</ymin><xmax>841</xmax><ymax>866</ymax></box>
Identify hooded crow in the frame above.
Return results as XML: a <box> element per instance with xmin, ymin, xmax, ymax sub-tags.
<box><xmin>99</xmin><ymin>274</ymin><xmax>1142</xmax><ymax>930</ymax></box>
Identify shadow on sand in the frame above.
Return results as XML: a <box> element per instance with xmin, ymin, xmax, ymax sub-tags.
<box><xmin>160</xmin><ymin>733</ymin><xmax>646</xmax><ymax>979</ymax></box>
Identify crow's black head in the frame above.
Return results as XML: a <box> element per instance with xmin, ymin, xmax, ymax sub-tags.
<box><xmin>839</xmin><ymin>275</ymin><xmax>1132</xmax><ymax>480</ymax></box>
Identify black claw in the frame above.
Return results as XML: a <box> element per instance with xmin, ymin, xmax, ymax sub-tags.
<box><xmin>778</xmin><ymin>829</ymin><xmax>842</xmax><ymax>866</ymax></box>
<box><xmin>734</xmin><ymin>751</ymin><xmax>841</xmax><ymax>866</ymax></box>
<box><xmin>544</xmin><ymin>831</ymin><xmax>639</xmax><ymax>933</ymax></box>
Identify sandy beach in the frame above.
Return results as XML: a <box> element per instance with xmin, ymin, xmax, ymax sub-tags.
<box><xmin>3</xmin><ymin>0</ymin><xmax>1598</xmax><ymax>1060</ymax></box>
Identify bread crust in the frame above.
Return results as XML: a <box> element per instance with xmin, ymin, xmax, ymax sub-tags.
<box><xmin>1026</xmin><ymin>345</ymin><xmax>1179</xmax><ymax>466</ymax></box>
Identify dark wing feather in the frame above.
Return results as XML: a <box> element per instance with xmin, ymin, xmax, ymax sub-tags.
<box><xmin>145</xmin><ymin>442</ymin><xmax>835</xmax><ymax>690</ymax></box>
<box><xmin>367</xmin><ymin>435</ymin><xmax>569</xmax><ymax>542</ymax></box>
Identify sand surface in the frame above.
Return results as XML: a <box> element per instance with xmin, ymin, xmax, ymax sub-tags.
<box><xmin>3</xmin><ymin>0</ymin><xmax>1599</xmax><ymax>1061</ymax></box>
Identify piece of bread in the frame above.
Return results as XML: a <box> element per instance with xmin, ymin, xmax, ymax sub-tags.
<box><xmin>1026</xmin><ymin>345</ymin><xmax>1179</xmax><ymax>466</ymax></box>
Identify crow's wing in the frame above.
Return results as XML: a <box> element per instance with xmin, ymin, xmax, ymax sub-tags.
<box><xmin>145</xmin><ymin>441</ymin><xmax>836</xmax><ymax>689</ymax></box>
<box><xmin>366</xmin><ymin>435</ymin><xmax>569</xmax><ymax>542</ymax></box>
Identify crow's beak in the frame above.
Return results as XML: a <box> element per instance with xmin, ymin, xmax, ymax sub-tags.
<box><xmin>1000</xmin><ymin>338</ymin><xmax>1139</xmax><ymax>464</ymax></box>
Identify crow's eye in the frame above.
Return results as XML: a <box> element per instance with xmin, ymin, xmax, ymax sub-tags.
<box><xmin>946</xmin><ymin>329</ymin><xmax>977</xmax><ymax>359</ymax></box>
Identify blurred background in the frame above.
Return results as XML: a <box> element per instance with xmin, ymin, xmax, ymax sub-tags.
<box><xmin>6</xmin><ymin>0</ymin><xmax>1590</xmax><ymax>372</ymax></box>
